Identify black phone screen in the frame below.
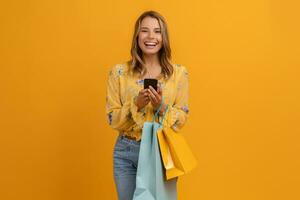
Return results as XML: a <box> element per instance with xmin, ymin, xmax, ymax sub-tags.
<box><xmin>144</xmin><ymin>78</ymin><xmax>158</xmax><ymax>91</ymax></box>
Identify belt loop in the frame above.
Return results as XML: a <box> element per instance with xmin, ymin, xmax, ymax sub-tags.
<box><xmin>118</xmin><ymin>133</ymin><xmax>124</xmax><ymax>140</ymax></box>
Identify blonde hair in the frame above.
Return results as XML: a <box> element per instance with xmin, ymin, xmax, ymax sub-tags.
<box><xmin>129</xmin><ymin>10</ymin><xmax>173</xmax><ymax>79</ymax></box>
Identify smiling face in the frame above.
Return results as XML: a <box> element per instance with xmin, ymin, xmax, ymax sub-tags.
<box><xmin>138</xmin><ymin>16</ymin><xmax>163</xmax><ymax>56</ymax></box>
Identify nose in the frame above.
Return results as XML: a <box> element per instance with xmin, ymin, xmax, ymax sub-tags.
<box><xmin>148</xmin><ymin>31</ymin><xmax>155</xmax><ymax>38</ymax></box>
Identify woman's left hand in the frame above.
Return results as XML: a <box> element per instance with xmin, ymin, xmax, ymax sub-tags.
<box><xmin>147</xmin><ymin>85</ymin><xmax>163</xmax><ymax>111</ymax></box>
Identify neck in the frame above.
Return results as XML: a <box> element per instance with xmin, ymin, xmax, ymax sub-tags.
<box><xmin>142</xmin><ymin>54</ymin><xmax>160</xmax><ymax>69</ymax></box>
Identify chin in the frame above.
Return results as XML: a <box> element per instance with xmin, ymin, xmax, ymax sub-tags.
<box><xmin>141</xmin><ymin>48</ymin><xmax>161</xmax><ymax>55</ymax></box>
<box><xmin>143</xmin><ymin>51</ymin><xmax>159</xmax><ymax>55</ymax></box>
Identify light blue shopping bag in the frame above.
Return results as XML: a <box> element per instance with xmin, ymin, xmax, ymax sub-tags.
<box><xmin>133</xmin><ymin>105</ymin><xmax>177</xmax><ymax>200</ymax></box>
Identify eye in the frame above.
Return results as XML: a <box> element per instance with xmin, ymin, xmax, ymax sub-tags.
<box><xmin>155</xmin><ymin>30</ymin><xmax>161</xmax><ymax>33</ymax></box>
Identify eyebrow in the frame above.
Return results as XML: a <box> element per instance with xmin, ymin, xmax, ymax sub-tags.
<box><xmin>140</xmin><ymin>27</ymin><xmax>161</xmax><ymax>30</ymax></box>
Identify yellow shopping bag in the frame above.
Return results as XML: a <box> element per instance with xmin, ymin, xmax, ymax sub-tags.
<box><xmin>157</xmin><ymin>107</ymin><xmax>198</xmax><ymax>180</ymax></box>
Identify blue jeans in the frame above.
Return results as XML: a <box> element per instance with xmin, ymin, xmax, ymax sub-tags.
<box><xmin>113</xmin><ymin>135</ymin><xmax>141</xmax><ymax>200</ymax></box>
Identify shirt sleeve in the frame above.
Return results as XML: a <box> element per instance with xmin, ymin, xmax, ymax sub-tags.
<box><xmin>105</xmin><ymin>64</ymin><xmax>146</xmax><ymax>133</ymax></box>
<box><xmin>161</xmin><ymin>65</ymin><xmax>189</xmax><ymax>132</ymax></box>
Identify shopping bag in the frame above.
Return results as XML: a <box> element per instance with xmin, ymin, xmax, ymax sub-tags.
<box><xmin>133</xmin><ymin>107</ymin><xmax>177</xmax><ymax>200</ymax></box>
<box><xmin>157</xmin><ymin>106</ymin><xmax>198</xmax><ymax>180</ymax></box>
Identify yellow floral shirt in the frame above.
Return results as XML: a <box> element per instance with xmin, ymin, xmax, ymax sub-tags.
<box><xmin>105</xmin><ymin>61</ymin><xmax>189</xmax><ymax>141</ymax></box>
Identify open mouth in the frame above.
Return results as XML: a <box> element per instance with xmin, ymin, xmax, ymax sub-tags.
<box><xmin>144</xmin><ymin>42</ymin><xmax>157</xmax><ymax>48</ymax></box>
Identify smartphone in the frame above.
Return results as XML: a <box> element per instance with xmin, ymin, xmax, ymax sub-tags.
<box><xmin>144</xmin><ymin>78</ymin><xmax>158</xmax><ymax>91</ymax></box>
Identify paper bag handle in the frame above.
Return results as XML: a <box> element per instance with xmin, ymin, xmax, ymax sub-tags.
<box><xmin>152</xmin><ymin>96</ymin><xmax>169</xmax><ymax>126</ymax></box>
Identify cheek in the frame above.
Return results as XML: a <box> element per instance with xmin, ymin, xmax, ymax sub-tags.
<box><xmin>138</xmin><ymin>33</ymin><xmax>146</xmax><ymax>40</ymax></box>
<box><xmin>157</xmin><ymin>35</ymin><xmax>162</xmax><ymax>43</ymax></box>
<box><xmin>138</xmin><ymin>34</ymin><xmax>145</xmax><ymax>46</ymax></box>
<box><xmin>158</xmin><ymin>37</ymin><xmax>163</xmax><ymax>47</ymax></box>
<box><xmin>137</xmin><ymin>38</ymin><xmax>143</xmax><ymax>48</ymax></box>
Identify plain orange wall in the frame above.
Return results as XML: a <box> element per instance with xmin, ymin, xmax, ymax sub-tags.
<box><xmin>1</xmin><ymin>0</ymin><xmax>299</xmax><ymax>200</ymax></box>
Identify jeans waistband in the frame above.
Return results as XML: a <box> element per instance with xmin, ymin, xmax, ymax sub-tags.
<box><xmin>118</xmin><ymin>134</ymin><xmax>141</xmax><ymax>145</ymax></box>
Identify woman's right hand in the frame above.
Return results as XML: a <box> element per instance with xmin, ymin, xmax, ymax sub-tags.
<box><xmin>135</xmin><ymin>89</ymin><xmax>150</xmax><ymax>111</ymax></box>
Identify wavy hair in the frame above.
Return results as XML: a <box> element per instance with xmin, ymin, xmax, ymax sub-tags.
<box><xmin>129</xmin><ymin>10</ymin><xmax>173</xmax><ymax>79</ymax></box>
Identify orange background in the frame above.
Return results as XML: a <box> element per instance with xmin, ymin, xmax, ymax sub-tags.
<box><xmin>1</xmin><ymin>0</ymin><xmax>299</xmax><ymax>200</ymax></box>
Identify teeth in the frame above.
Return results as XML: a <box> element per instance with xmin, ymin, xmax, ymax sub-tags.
<box><xmin>145</xmin><ymin>42</ymin><xmax>157</xmax><ymax>46</ymax></box>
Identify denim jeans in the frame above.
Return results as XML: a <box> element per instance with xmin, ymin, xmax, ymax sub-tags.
<box><xmin>113</xmin><ymin>135</ymin><xmax>141</xmax><ymax>200</ymax></box>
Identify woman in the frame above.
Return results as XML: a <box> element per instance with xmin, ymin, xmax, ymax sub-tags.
<box><xmin>106</xmin><ymin>10</ymin><xmax>189</xmax><ymax>200</ymax></box>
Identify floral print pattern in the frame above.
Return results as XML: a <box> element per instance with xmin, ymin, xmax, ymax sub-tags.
<box><xmin>106</xmin><ymin>62</ymin><xmax>189</xmax><ymax>140</ymax></box>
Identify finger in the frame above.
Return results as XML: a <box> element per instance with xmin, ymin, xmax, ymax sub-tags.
<box><xmin>156</xmin><ymin>85</ymin><xmax>160</xmax><ymax>93</ymax></box>
<box><xmin>140</xmin><ymin>90</ymin><xmax>146</xmax><ymax>95</ymax></box>
<box><xmin>149</xmin><ymin>86</ymin><xmax>161</xmax><ymax>102</ymax></box>
<box><xmin>148</xmin><ymin>94</ymin><xmax>156</xmax><ymax>104</ymax></box>
<box><xmin>149</xmin><ymin>88</ymin><xmax>162</xmax><ymax>106</ymax></box>
<box><xmin>149</xmin><ymin>86</ymin><xmax>160</xmax><ymax>97</ymax></box>
<box><xmin>141</xmin><ymin>91</ymin><xmax>149</xmax><ymax>98</ymax></box>
<box><xmin>157</xmin><ymin>85</ymin><xmax>162</xmax><ymax>95</ymax></box>
<box><xmin>144</xmin><ymin>96</ymin><xmax>150</xmax><ymax>104</ymax></box>
<box><xmin>142</xmin><ymin>88</ymin><xmax>150</xmax><ymax>92</ymax></box>
<box><xmin>148</xmin><ymin>89</ymin><xmax>158</xmax><ymax>103</ymax></box>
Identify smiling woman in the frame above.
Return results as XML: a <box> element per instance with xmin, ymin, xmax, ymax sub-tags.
<box><xmin>138</xmin><ymin>18</ymin><xmax>163</xmax><ymax>53</ymax></box>
<box><xmin>105</xmin><ymin>10</ymin><xmax>189</xmax><ymax>200</ymax></box>
<box><xmin>130</xmin><ymin>11</ymin><xmax>173</xmax><ymax>80</ymax></box>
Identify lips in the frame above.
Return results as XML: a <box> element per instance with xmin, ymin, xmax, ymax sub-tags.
<box><xmin>144</xmin><ymin>42</ymin><xmax>157</xmax><ymax>47</ymax></box>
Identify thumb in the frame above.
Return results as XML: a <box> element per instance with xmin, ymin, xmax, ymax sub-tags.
<box><xmin>158</xmin><ymin>86</ymin><xmax>162</xmax><ymax>95</ymax></box>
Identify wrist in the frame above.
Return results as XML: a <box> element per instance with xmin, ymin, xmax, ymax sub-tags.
<box><xmin>134</xmin><ymin>97</ymin><xmax>142</xmax><ymax>112</ymax></box>
<box><xmin>137</xmin><ymin>104</ymin><xmax>143</xmax><ymax>112</ymax></box>
<box><xmin>158</xmin><ymin>103</ymin><xmax>167</xmax><ymax>116</ymax></box>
